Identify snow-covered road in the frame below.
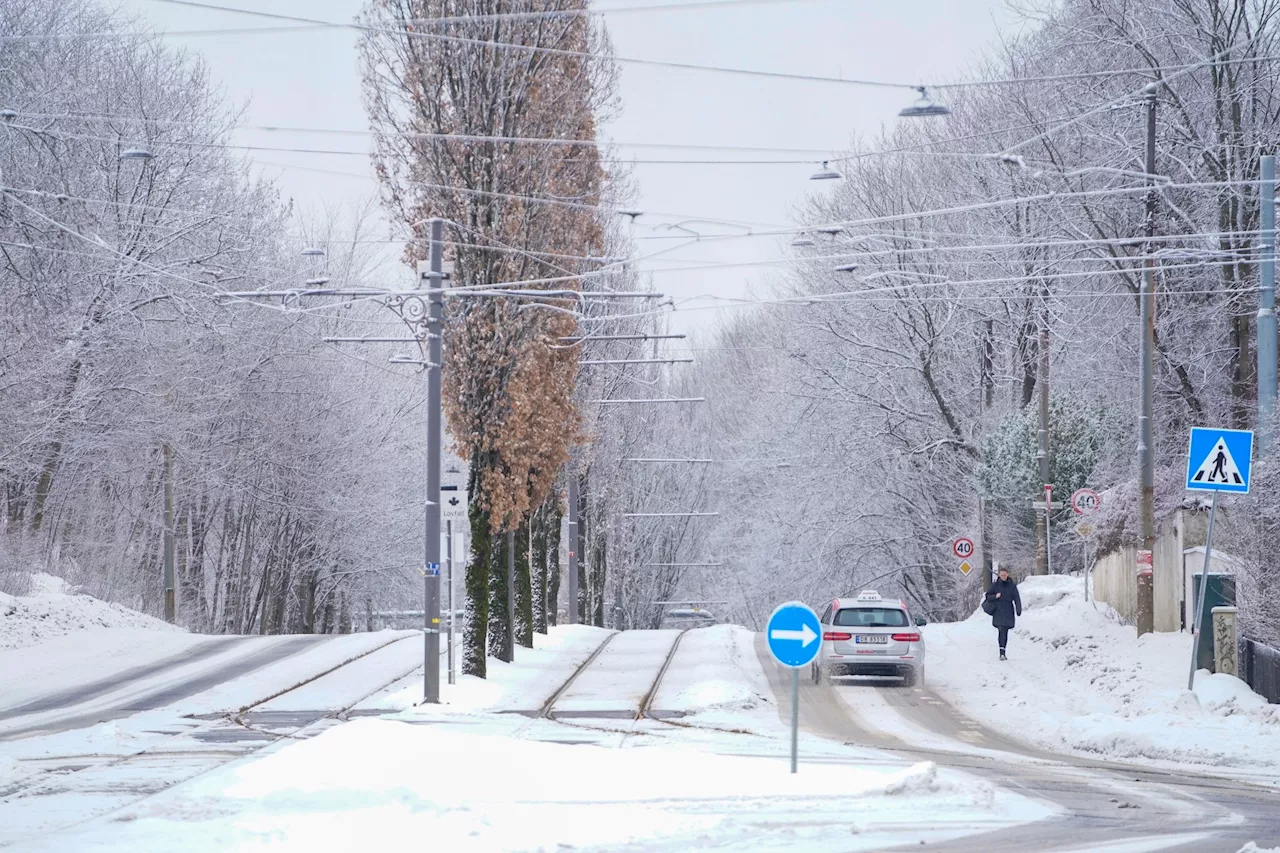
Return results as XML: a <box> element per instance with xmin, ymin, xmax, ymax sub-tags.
<box><xmin>0</xmin><ymin>629</ymin><xmax>429</xmax><ymax>846</ymax></box>
<box><xmin>753</xmin><ymin>633</ymin><xmax>1280</xmax><ymax>852</ymax></box>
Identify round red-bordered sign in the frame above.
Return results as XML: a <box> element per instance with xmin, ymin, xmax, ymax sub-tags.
<box><xmin>952</xmin><ymin>537</ymin><xmax>975</xmax><ymax>559</ymax></box>
<box><xmin>1071</xmin><ymin>488</ymin><xmax>1101</xmax><ymax>516</ymax></box>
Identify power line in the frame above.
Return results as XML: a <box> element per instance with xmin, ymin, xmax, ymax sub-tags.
<box><xmin>143</xmin><ymin>0</ymin><xmax>927</xmax><ymax>91</ymax></box>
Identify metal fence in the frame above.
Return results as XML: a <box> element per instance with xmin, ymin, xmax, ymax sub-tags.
<box><xmin>1241</xmin><ymin>638</ymin><xmax>1280</xmax><ymax>704</ymax></box>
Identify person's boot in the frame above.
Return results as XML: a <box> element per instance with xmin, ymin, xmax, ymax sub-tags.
<box><xmin>999</xmin><ymin>649</ymin><xmax>1007</xmax><ymax>661</ymax></box>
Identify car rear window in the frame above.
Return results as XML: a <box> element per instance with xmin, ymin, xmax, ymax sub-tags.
<box><xmin>834</xmin><ymin>607</ymin><xmax>908</xmax><ymax>628</ymax></box>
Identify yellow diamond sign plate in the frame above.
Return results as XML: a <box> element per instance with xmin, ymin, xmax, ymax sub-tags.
<box><xmin>958</xmin><ymin>560</ymin><xmax>973</xmax><ymax>576</ymax></box>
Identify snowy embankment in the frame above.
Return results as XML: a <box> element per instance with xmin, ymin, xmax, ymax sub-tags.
<box><xmin>926</xmin><ymin>575</ymin><xmax>1280</xmax><ymax>773</ymax></box>
<box><xmin>27</xmin><ymin>623</ymin><xmax>1052</xmax><ymax>852</ymax></box>
<box><xmin>0</xmin><ymin>572</ymin><xmax>181</xmax><ymax>651</ymax></box>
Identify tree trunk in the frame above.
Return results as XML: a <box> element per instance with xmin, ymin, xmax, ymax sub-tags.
<box><xmin>515</xmin><ymin>518</ymin><xmax>533</xmax><ymax>648</ymax></box>
<box><xmin>463</xmin><ymin>456</ymin><xmax>491</xmax><ymax>677</ymax></box>
<box><xmin>488</xmin><ymin>525</ymin><xmax>513</xmax><ymax>662</ymax></box>
<box><xmin>531</xmin><ymin>503</ymin><xmax>548</xmax><ymax>634</ymax></box>
<box><xmin>547</xmin><ymin>501</ymin><xmax>562</xmax><ymax>627</ymax></box>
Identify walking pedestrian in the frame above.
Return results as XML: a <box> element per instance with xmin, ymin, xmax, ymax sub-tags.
<box><xmin>984</xmin><ymin>567</ymin><xmax>1022</xmax><ymax>661</ymax></box>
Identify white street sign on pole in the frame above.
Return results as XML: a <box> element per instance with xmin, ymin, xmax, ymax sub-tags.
<box><xmin>442</xmin><ymin>469</ymin><xmax>469</xmax><ymax>523</ymax></box>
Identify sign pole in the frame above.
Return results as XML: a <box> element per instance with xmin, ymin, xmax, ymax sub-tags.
<box><xmin>1186</xmin><ymin>491</ymin><xmax>1220</xmax><ymax>691</ymax></box>
<box><xmin>765</xmin><ymin>601</ymin><xmax>821</xmax><ymax>775</ymax></box>
<box><xmin>447</xmin><ymin>518</ymin><xmax>455</xmax><ymax>686</ymax></box>
<box><xmin>790</xmin><ymin>668</ymin><xmax>800</xmax><ymax>774</ymax></box>
<box><xmin>1044</xmin><ymin>484</ymin><xmax>1053</xmax><ymax>576</ymax></box>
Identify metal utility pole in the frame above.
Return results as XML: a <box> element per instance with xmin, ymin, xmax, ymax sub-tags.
<box><xmin>423</xmin><ymin>218</ymin><xmax>444</xmax><ymax>703</ymax></box>
<box><xmin>1035</xmin><ymin>285</ymin><xmax>1051</xmax><ymax>575</ymax></box>
<box><xmin>979</xmin><ymin>319</ymin><xmax>995</xmax><ymax>591</ymax></box>
<box><xmin>1259</xmin><ymin>154</ymin><xmax>1277</xmax><ymax>454</ymax></box>
<box><xmin>162</xmin><ymin>442</ymin><xmax>175</xmax><ymax>623</ymax></box>
<box><xmin>567</xmin><ymin>476</ymin><xmax>579</xmax><ymax>625</ymax></box>
<box><xmin>1137</xmin><ymin>85</ymin><xmax>1159</xmax><ymax>637</ymax></box>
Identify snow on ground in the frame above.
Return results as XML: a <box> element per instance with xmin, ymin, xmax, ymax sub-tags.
<box><xmin>21</xmin><ymin>718</ymin><xmax>1046</xmax><ymax>853</ymax></box>
<box><xmin>926</xmin><ymin>575</ymin><xmax>1280</xmax><ymax>775</ymax></box>
<box><xmin>370</xmin><ymin>623</ymin><xmax>615</xmax><ymax>713</ymax></box>
<box><xmin>0</xmin><ymin>573</ymin><xmax>181</xmax><ymax>651</ymax></box>
<box><xmin>553</xmin><ymin>628</ymin><xmax>680</xmax><ymax>714</ymax></box>
<box><xmin>19</xmin><ymin>626</ymin><xmax>1054</xmax><ymax>853</ymax></box>
<box><xmin>652</xmin><ymin>624</ymin><xmax>777</xmax><ymax>727</ymax></box>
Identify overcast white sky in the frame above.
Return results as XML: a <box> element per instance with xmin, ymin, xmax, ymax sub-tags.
<box><xmin>119</xmin><ymin>0</ymin><xmax>1025</xmax><ymax>339</ymax></box>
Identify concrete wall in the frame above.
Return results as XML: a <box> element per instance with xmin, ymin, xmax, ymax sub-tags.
<box><xmin>1089</xmin><ymin>511</ymin><xmax>1183</xmax><ymax>630</ymax></box>
<box><xmin>1091</xmin><ymin>546</ymin><xmax>1137</xmax><ymax>622</ymax></box>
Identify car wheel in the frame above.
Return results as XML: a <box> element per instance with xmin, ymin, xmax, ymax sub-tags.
<box><xmin>901</xmin><ymin>669</ymin><xmax>917</xmax><ymax>688</ymax></box>
<box><xmin>811</xmin><ymin>662</ymin><xmax>823</xmax><ymax>684</ymax></box>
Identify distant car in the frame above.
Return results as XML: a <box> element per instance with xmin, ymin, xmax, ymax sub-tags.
<box><xmin>812</xmin><ymin>590</ymin><xmax>927</xmax><ymax>687</ymax></box>
<box><xmin>662</xmin><ymin>608</ymin><xmax>716</xmax><ymax>628</ymax></box>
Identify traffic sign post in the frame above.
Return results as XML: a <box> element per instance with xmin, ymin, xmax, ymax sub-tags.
<box><xmin>441</xmin><ymin>470</ymin><xmax>468</xmax><ymax>687</ymax></box>
<box><xmin>1184</xmin><ymin>427</ymin><xmax>1253</xmax><ymax>690</ymax></box>
<box><xmin>952</xmin><ymin>537</ymin><xmax>974</xmax><ymax>560</ymax></box>
<box><xmin>766</xmin><ymin>602</ymin><xmax>821</xmax><ymax>774</ymax></box>
<box><xmin>1070</xmin><ymin>488</ymin><xmax>1101</xmax><ymax>602</ymax></box>
<box><xmin>958</xmin><ymin>560</ymin><xmax>973</xmax><ymax>576</ymax></box>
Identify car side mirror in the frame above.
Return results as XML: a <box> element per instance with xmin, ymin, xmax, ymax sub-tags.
<box><xmin>914</xmin><ymin>616</ymin><xmax>927</xmax><ymax>627</ymax></box>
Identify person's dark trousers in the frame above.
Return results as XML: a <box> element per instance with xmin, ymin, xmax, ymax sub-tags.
<box><xmin>998</xmin><ymin>627</ymin><xmax>1009</xmax><ymax>651</ymax></box>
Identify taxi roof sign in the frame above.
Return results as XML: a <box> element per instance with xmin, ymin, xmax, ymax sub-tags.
<box><xmin>856</xmin><ymin>590</ymin><xmax>882</xmax><ymax>601</ymax></box>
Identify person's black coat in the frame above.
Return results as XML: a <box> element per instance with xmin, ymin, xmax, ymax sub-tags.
<box><xmin>984</xmin><ymin>577</ymin><xmax>1022</xmax><ymax>628</ymax></box>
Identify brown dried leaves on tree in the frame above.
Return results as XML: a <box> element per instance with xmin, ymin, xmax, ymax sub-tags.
<box><xmin>361</xmin><ymin>0</ymin><xmax>615</xmax><ymax>532</ymax></box>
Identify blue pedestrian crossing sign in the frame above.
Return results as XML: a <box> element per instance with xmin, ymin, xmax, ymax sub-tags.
<box><xmin>766</xmin><ymin>601</ymin><xmax>822</xmax><ymax>668</ymax></box>
<box><xmin>1186</xmin><ymin>427</ymin><xmax>1253</xmax><ymax>494</ymax></box>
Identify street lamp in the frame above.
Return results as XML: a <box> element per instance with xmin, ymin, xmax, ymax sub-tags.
<box><xmin>899</xmin><ymin>87</ymin><xmax>951</xmax><ymax>118</ymax></box>
<box><xmin>791</xmin><ymin>234</ymin><xmax>816</xmax><ymax>248</ymax></box>
<box><xmin>301</xmin><ymin>247</ymin><xmax>326</xmax><ymax>257</ymax></box>
<box><xmin>119</xmin><ymin>147</ymin><xmax>155</xmax><ymax>160</ymax></box>
<box><xmin>810</xmin><ymin>161</ymin><xmax>842</xmax><ymax>181</ymax></box>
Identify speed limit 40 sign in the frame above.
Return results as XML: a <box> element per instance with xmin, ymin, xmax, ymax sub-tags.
<box><xmin>1071</xmin><ymin>488</ymin><xmax>1101</xmax><ymax>516</ymax></box>
<box><xmin>952</xmin><ymin>536</ymin><xmax>975</xmax><ymax>559</ymax></box>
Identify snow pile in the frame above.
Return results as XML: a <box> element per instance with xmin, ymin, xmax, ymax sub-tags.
<box><xmin>926</xmin><ymin>575</ymin><xmax>1280</xmax><ymax>772</ymax></box>
<box><xmin>0</xmin><ymin>755</ymin><xmax>40</xmax><ymax>793</ymax></box>
<box><xmin>28</xmin><ymin>718</ymin><xmax>1045</xmax><ymax>852</ymax></box>
<box><xmin>0</xmin><ymin>575</ymin><xmax>180</xmax><ymax>651</ymax></box>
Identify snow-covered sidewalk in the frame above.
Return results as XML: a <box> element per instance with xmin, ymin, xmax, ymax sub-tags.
<box><xmin>926</xmin><ymin>575</ymin><xmax>1280</xmax><ymax>777</ymax></box>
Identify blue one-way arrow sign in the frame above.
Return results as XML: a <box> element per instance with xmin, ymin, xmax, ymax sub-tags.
<box><xmin>1186</xmin><ymin>427</ymin><xmax>1253</xmax><ymax>494</ymax></box>
<box><xmin>766</xmin><ymin>601</ymin><xmax>821</xmax><ymax>668</ymax></box>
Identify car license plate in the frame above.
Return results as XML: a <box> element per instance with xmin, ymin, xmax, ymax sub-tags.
<box><xmin>855</xmin><ymin>634</ymin><xmax>887</xmax><ymax>644</ymax></box>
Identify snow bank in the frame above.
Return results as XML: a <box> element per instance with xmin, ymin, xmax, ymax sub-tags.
<box><xmin>0</xmin><ymin>574</ymin><xmax>180</xmax><ymax>651</ymax></box>
<box><xmin>926</xmin><ymin>575</ymin><xmax>1280</xmax><ymax>773</ymax></box>
<box><xmin>29</xmin><ymin>718</ymin><xmax>1047</xmax><ymax>852</ymax></box>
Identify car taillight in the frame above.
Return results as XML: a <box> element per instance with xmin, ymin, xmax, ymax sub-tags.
<box><xmin>823</xmin><ymin>631</ymin><xmax>852</xmax><ymax>641</ymax></box>
<box><xmin>891</xmin><ymin>633</ymin><xmax>920</xmax><ymax>642</ymax></box>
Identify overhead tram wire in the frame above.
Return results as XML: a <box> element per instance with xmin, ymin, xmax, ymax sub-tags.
<box><xmin>53</xmin><ymin>1</ymin><xmax>1280</xmax><ymax>101</ymax></box>
<box><xmin>0</xmin><ymin>0</ymin><xmax>843</xmax><ymax>41</ymax></box>
<box><xmin>7</xmin><ymin>175</ymin><xmax>1274</xmax><ymax>281</ymax></box>
<box><xmin>143</xmin><ymin>0</ymin><xmax>928</xmax><ymax>92</ymax></box>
